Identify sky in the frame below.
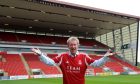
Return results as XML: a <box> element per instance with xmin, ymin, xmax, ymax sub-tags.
<box><xmin>50</xmin><ymin>0</ymin><xmax>140</xmax><ymax>62</ymax></box>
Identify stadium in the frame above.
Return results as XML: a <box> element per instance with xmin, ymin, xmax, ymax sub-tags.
<box><xmin>0</xmin><ymin>0</ymin><xmax>140</xmax><ymax>84</ymax></box>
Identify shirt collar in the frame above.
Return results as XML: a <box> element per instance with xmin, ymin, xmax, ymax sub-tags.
<box><xmin>69</xmin><ymin>51</ymin><xmax>79</xmax><ymax>57</ymax></box>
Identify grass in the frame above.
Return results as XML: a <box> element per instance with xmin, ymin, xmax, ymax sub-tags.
<box><xmin>1</xmin><ymin>75</ymin><xmax>140</xmax><ymax>84</ymax></box>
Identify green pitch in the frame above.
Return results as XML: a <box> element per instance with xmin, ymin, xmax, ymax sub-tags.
<box><xmin>1</xmin><ymin>75</ymin><xmax>140</xmax><ymax>84</ymax></box>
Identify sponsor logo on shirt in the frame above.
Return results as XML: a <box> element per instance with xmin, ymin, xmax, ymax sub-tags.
<box><xmin>66</xmin><ymin>66</ymin><xmax>81</xmax><ymax>73</ymax></box>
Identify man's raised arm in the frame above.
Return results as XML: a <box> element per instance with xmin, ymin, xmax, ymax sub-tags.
<box><xmin>31</xmin><ymin>48</ymin><xmax>55</xmax><ymax>66</ymax></box>
<box><xmin>90</xmin><ymin>49</ymin><xmax>115</xmax><ymax>67</ymax></box>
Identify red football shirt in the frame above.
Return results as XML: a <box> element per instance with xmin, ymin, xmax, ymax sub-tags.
<box><xmin>53</xmin><ymin>52</ymin><xmax>95</xmax><ymax>84</ymax></box>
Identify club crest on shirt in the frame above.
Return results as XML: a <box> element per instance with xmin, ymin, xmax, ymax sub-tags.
<box><xmin>78</xmin><ymin>60</ymin><xmax>82</xmax><ymax>65</ymax></box>
<box><xmin>66</xmin><ymin>60</ymin><xmax>69</xmax><ymax>64</ymax></box>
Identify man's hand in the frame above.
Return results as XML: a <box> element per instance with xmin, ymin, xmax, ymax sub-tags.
<box><xmin>31</xmin><ymin>48</ymin><xmax>42</xmax><ymax>56</ymax></box>
<box><xmin>104</xmin><ymin>49</ymin><xmax>116</xmax><ymax>57</ymax></box>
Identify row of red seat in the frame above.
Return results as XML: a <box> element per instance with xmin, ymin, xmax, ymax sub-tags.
<box><xmin>22</xmin><ymin>53</ymin><xmax>61</xmax><ymax>75</ymax></box>
<box><xmin>1</xmin><ymin>53</ymin><xmax>140</xmax><ymax>76</ymax></box>
<box><xmin>110</xmin><ymin>56</ymin><xmax>140</xmax><ymax>71</ymax></box>
<box><xmin>0</xmin><ymin>54</ymin><xmax>27</xmax><ymax>75</ymax></box>
<box><xmin>0</xmin><ymin>32</ymin><xmax>108</xmax><ymax>47</ymax></box>
<box><xmin>105</xmin><ymin>61</ymin><xmax>124</xmax><ymax>72</ymax></box>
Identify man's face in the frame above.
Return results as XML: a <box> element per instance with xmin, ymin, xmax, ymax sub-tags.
<box><xmin>68</xmin><ymin>40</ymin><xmax>79</xmax><ymax>55</ymax></box>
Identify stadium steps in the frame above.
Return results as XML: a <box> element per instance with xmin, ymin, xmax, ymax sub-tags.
<box><xmin>15</xmin><ymin>34</ymin><xmax>20</xmax><ymax>42</ymax></box>
<box><xmin>22</xmin><ymin>53</ymin><xmax>61</xmax><ymax>75</ymax></box>
<box><xmin>20</xmin><ymin>53</ymin><xmax>32</xmax><ymax>75</ymax></box>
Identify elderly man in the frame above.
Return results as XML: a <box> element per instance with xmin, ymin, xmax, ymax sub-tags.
<box><xmin>32</xmin><ymin>37</ymin><xmax>114</xmax><ymax>84</ymax></box>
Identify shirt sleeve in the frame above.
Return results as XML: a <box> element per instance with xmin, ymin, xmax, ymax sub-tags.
<box><xmin>39</xmin><ymin>53</ymin><xmax>55</xmax><ymax>66</ymax></box>
<box><xmin>85</xmin><ymin>55</ymin><xmax>95</xmax><ymax>65</ymax></box>
<box><xmin>90</xmin><ymin>56</ymin><xmax>109</xmax><ymax>67</ymax></box>
<box><xmin>52</xmin><ymin>54</ymin><xmax>63</xmax><ymax>66</ymax></box>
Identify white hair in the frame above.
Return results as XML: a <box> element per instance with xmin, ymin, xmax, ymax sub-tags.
<box><xmin>67</xmin><ymin>37</ymin><xmax>79</xmax><ymax>44</ymax></box>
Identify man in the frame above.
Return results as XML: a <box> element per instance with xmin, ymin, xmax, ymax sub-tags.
<box><xmin>32</xmin><ymin>37</ymin><xmax>114</xmax><ymax>84</ymax></box>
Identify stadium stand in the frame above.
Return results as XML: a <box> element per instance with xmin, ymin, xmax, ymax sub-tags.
<box><xmin>110</xmin><ymin>56</ymin><xmax>140</xmax><ymax>72</ymax></box>
<box><xmin>22</xmin><ymin>53</ymin><xmax>61</xmax><ymax>75</ymax></box>
<box><xmin>17</xmin><ymin>33</ymin><xmax>41</xmax><ymax>43</ymax></box>
<box><xmin>0</xmin><ymin>53</ymin><xmax>27</xmax><ymax>76</ymax></box>
<box><xmin>0</xmin><ymin>50</ymin><xmax>140</xmax><ymax>77</ymax></box>
<box><xmin>93</xmin><ymin>67</ymin><xmax>104</xmax><ymax>74</ymax></box>
<box><xmin>0</xmin><ymin>32</ymin><xmax>18</xmax><ymax>42</ymax></box>
<box><xmin>0</xmin><ymin>32</ymin><xmax>108</xmax><ymax>48</ymax></box>
<box><xmin>0</xmin><ymin>0</ymin><xmax>140</xmax><ymax>80</ymax></box>
<box><xmin>105</xmin><ymin>61</ymin><xmax>124</xmax><ymax>72</ymax></box>
<box><xmin>0</xmin><ymin>32</ymin><xmax>140</xmax><ymax>77</ymax></box>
